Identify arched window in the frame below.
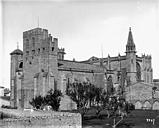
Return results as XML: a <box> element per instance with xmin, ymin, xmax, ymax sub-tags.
<box><xmin>32</xmin><ymin>37</ymin><xmax>35</xmax><ymax>47</ymax></box>
<box><xmin>19</xmin><ymin>62</ymin><xmax>23</xmax><ymax>69</ymax></box>
<box><xmin>136</xmin><ymin>62</ymin><xmax>141</xmax><ymax>81</ymax></box>
<box><xmin>107</xmin><ymin>75</ymin><xmax>114</xmax><ymax>95</ymax></box>
<box><xmin>38</xmin><ymin>48</ymin><xmax>40</xmax><ymax>54</ymax></box>
<box><xmin>26</xmin><ymin>39</ymin><xmax>29</xmax><ymax>49</ymax></box>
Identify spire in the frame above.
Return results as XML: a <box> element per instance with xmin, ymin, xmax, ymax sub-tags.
<box><xmin>127</xmin><ymin>27</ymin><xmax>134</xmax><ymax>45</ymax></box>
<box><xmin>126</xmin><ymin>27</ymin><xmax>136</xmax><ymax>53</ymax></box>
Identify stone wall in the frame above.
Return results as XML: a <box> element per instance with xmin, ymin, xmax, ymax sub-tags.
<box><xmin>0</xmin><ymin>109</ymin><xmax>81</xmax><ymax>128</ymax></box>
<box><xmin>125</xmin><ymin>82</ymin><xmax>153</xmax><ymax>103</ymax></box>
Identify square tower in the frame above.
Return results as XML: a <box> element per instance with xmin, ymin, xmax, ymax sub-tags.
<box><xmin>22</xmin><ymin>28</ymin><xmax>58</xmax><ymax>108</ymax></box>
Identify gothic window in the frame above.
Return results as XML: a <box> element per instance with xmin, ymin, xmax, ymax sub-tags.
<box><xmin>38</xmin><ymin>48</ymin><xmax>40</xmax><ymax>54</ymax></box>
<box><xmin>52</xmin><ymin>47</ymin><xmax>54</xmax><ymax>51</ymax></box>
<box><xmin>32</xmin><ymin>50</ymin><xmax>35</xmax><ymax>55</ymax></box>
<box><xmin>117</xmin><ymin>71</ymin><xmax>121</xmax><ymax>81</ymax></box>
<box><xmin>136</xmin><ymin>62</ymin><xmax>141</xmax><ymax>81</ymax></box>
<box><xmin>32</xmin><ymin>37</ymin><xmax>35</xmax><ymax>48</ymax></box>
<box><xmin>26</xmin><ymin>51</ymin><xmax>29</xmax><ymax>55</ymax></box>
<box><xmin>107</xmin><ymin>75</ymin><xmax>114</xmax><ymax>95</ymax></box>
<box><xmin>26</xmin><ymin>39</ymin><xmax>29</xmax><ymax>49</ymax></box>
<box><xmin>43</xmin><ymin>48</ymin><xmax>45</xmax><ymax>52</ymax></box>
<box><xmin>126</xmin><ymin>76</ymin><xmax>131</xmax><ymax>86</ymax></box>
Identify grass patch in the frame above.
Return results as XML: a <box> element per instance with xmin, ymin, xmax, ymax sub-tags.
<box><xmin>83</xmin><ymin>109</ymin><xmax>159</xmax><ymax>128</ymax></box>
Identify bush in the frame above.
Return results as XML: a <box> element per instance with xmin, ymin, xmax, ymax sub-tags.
<box><xmin>29</xmin><ymin>95</ymin><xmax>45</xmax><ymax>109</ymax></box>
<box><xmin>128</xmin><ymin>103</ymin><xmax>135</xmax><ymax>111</ymax></box>
<box><xmin>29</xmin><ymin>89</ymin><xmax>62</xmax><ymax>111</ymax></box>
<box><xmin>45</xmin><ymin>89</ymin><xmax>62</xmax><ymax>111</ymax></box>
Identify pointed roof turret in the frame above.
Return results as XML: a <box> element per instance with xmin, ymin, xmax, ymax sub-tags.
<box><xmin>126</xmin><ymin>27</ymin><xmax>136</xmax><ymax>53</ymax></box>
<box><xmin>10</xmin><ymin>42</ymin><xmax>23</xmax><ymax>55</ymax></box>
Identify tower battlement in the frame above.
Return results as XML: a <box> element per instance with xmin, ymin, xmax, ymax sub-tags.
<box><xmin>23</xmin><ymin>28</ymin><xmax>48</xmax><ymax>38</ymax></box>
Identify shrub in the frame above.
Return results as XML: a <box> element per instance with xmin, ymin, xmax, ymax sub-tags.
<box><xmin>29</xmin><ymin>89</ymin><xmax>62</xmax><ymax>111</ymax></box>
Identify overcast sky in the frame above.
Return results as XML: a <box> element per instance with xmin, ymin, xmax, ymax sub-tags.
<box><xmin>1</xmin><ymin>0</ymin><xmax>159</xmax><ymax>88</ymax></box>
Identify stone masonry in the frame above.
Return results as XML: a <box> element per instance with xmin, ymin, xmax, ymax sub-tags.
<box><xmin>10</xmin><ymin>27</ymin><xmax>156</xmax><ymax>110</ymax></box>
<box><xmin>0</xmin><ymin>108</ymin><xmax>81</xmax><ymax>128</ymax></box>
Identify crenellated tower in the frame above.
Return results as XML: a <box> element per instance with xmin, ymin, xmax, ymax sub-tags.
<box><xmin>22</xmin><ymin>28</ymin><xmax>58</xmax><ymax>108</ymax></box>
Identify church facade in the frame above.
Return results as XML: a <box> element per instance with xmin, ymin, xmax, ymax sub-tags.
<box><xmin>10</xmin><ymin>27</ymin><xmax>158</xmax><ymax>110</ymax></box>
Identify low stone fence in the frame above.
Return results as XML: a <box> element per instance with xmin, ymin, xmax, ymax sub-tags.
<box><xmin>0</xmin><ymin>109</ymin><xmax>81</xmax><ymax>128</ymax></box>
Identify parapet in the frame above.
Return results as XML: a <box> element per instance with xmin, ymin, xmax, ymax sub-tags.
<box><xmin>58</xmin><ymin>48</ymin><xmax>65</xmax><ymax>53</ymax></box>
<box><xmin>142</xmin><ymin>54</ymin><xmax>152</xmax><ymax>60</ymax></box>
<box><xmin>23</xmin><ymin>28</ymin><xmax>48</xmax><ymax>38</ymax></box>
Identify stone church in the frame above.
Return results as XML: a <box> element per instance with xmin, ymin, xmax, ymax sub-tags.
<box><xmin>10</xmin><ymin>27</ymin><xmax>159</xmax><ymax>110</ymax></box>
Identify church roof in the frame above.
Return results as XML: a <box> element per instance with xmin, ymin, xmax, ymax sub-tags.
<box><xmin>10</xmin><ymin>49</ymin><xmax>23</xmax><ymax>55</ymax></box>
<box><xmin>58</xmin><ymin>60</ymin><xmax>103</xmax><ymax>73</ymax></box>
<box><xmin>80</xmin><ymin>55</ymin><xmax>126</xmax><ymax>64</ymax></box>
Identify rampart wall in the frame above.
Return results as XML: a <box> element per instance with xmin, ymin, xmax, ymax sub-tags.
<box><xmin>0</xmin><ymin>109</ymin><xmax>81</xmax><ymax>128</ymax></box>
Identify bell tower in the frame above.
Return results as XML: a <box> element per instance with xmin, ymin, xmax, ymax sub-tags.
<box><xmin>126</xmin><ymin>27</ymin><xmax>136</xmax><ymax>54</ymax></box>
<box><xmin>126</xmin><ymin>27</ymin><xmax>137</xmax><ymax>84</ymax></box>
<box><xmin>10</xmin><ymin>45</ymin><xmax>23</xmax><ymax>108</ymax></box>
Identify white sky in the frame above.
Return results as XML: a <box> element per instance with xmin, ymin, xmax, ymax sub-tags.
<box><xmin>1</xmin><ymin>0</ymin><xmax>159</xmax><ymax>88</ymax></box>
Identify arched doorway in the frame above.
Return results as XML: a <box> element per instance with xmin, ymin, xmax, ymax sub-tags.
<box><xmin>152</xmin><ymin>101</ymin><xmax>159</xmax><ymax>110</ymax></box>
<box><xmin>135</xmin><ymin>101</ymin><xmax>142</xmax><ymax>109</ymax></box>
<box><xmin>143</xmin><ymin>101</ymin><xmax>151</xmax><ymax>109</ymax></box>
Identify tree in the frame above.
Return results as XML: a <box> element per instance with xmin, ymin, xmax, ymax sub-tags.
<box><xmin>87</xmin><ymin>84</ymin><xmax>96</xmax><ymax>107</ymax></box>
<box><xmin>66</xmin><ymin>82</ymin><xmax>95</xmax><ymax>117</ymax></box>
<box><xmin>105</xmin><ymin>96</ymin><xmax>134</xmax><ymax>128</ymax></box>
<box><xmin>29</xmin><ymin>95</ymin><xmax>45</xmax><ymax>109</ymax></box>
<box><xmin>29</xmin><ymin>89</ymin><xmax>62</xmax><ymax>111</ymax></box>
<box><xmin>45</xmin><ymin>89</ymin><xmax>62</xmax><ymax>111</ymax></box>
<box><xmin>94</xmin><ymin>87</ymin><xmax>107</xmax><ymax>118</ymax></box>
